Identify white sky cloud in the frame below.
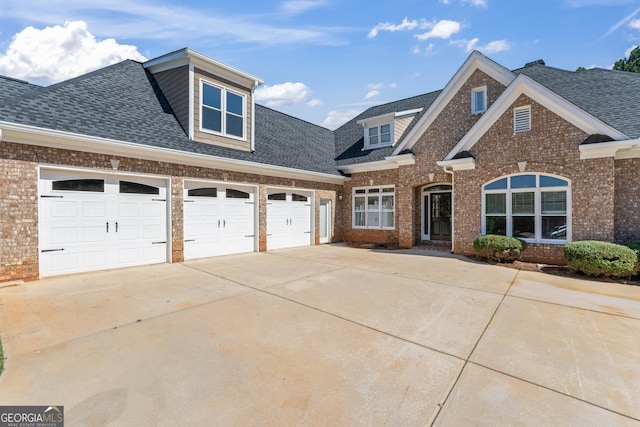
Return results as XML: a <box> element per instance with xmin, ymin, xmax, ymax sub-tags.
<box><xmin>453</xmin><ymin>37</ymin><xmax>510</xmax><ymax>53</ymax></box>
<box><xmin>307</xmin><ymin>99</ymin><xmax>324</xmax><ymax>107</ymax></box>
<box><xmin>600</xmin><ymin>6</ymin><xmax>640</xmax><ymax>39</ymax></box>
<box><xmin>254</xmin><ymin>82</ymin><xmax>313</xmax><ymax>107</ymax></box>
<box><xmin>364</xmin><ymin>90</ymin><xmax>380</xmax><ymax>99</ymax></box>
<box><xmin>415</xmin><ymin>20</ymin><xmax>462</xmax><ymax>41</ymax></box>
<box><xmin>462</xmin><ymin>0</ymin><xmax>487</xmax><ymax>6</ymax></box>
<box><xmin>0</xmin><ymin>20</ymin><xmax>146</xmax><ymax>84</ymax></box>
<box><xmin>630</xmin><ymin>19</ymin><xmax>640</xmax><ymax>30</ymax></box>
<box><xmin>322</xmin><ymin>109</ymin><xmax>361</xmax><ymax>129</ymax></box>
<box><xmin>368</xmin><ymin>17</ymin><xmax>427</xmax><ymax>38</ymax></box>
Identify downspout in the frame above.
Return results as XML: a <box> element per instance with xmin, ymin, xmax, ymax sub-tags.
<box><xmin>443</xmin><ymin>166</ymin><xmax>455</xmax><ymax>254</ymax></box>
<box><xmin>251</xmin><ymin>80</ymin><xmax>259</xmax><ymax>152</ymax></box>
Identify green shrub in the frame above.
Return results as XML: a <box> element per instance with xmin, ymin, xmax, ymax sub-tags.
<box><xmin>473</xmin><ymin>234</ymin><xmax>527</xmax><ymax>262</ymax></box>
<box><xmin>624</xmin><ymin>242</ymin><xmax>640</xmax><ymax>253</ymax></box>
<box><xmin>563</xmin><ymin>241</ymin><xmax>638</xmax><ymax>277</ymax></box>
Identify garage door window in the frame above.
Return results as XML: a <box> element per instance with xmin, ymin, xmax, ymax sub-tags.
<box><xmin>120</xmin><ymin>181</ymin><xmax>160</xmax><ymax>195</ymax></box>
<box><xmin>52</xmin><ymin>179</ymin><xmax>104</xmax><ymax>192</ymax></box>
<box><xmin>292</xmin><ymin>194</ymin><xmax>308</xmax><ymax>202</ymax></box>
<box><xmin>188</xmin><ymin>187</ymin><xmax>217</xmax><ymax>197</ymax></box>
<box><xmin>226</xmin><ymin>189</ymin><xmax>250</xmax><ymax>199</ymax></box>
<box><xmin>268</xmin><ymin>193</ymin><xmax>286</xmax><ymax>201</ymax></box>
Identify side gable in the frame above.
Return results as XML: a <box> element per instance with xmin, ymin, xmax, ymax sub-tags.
<box><xmin>442</xmin><ymin>74</ymin><xmax>629</xmax><ymax>165</ymax></box>
<box><xmin>392</xmin><ymin>50</ymin><xmax>515</xmax><ymax>155</ymax></box>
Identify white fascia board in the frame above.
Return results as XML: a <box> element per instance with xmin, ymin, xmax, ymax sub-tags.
<box><xmin>392</xmin><ymin>51</ymin><xmax>515</xmax><ymax>156</ymax></box>
<box><xmin>339</xmin><ymin>153</ymin><xmax>415</xmax><ymax>174</ymax></box>
<box><xmin>0</xmin><ymin>122</ymin><xmax>345</xmax><ymax>185</ymax></box>
<box><xmin>436</xmin><ymin>157</ymin><xmax>476</xmax><ymax>171</ymax></box>
<box><xmin>144</xmin><ymin>48</ymin><xmax>264</xmax><ymax>89</ymax></box>
<box><xmin>444</xmin><ymin>74</ymin><xmax>629</xmax><ymax>161</ymax></box>
<box><xmin>356</xmin><ymin>108</ymin><xmax>424</xmax><ymax>127</ymax></box>
<box><xmin>579</xmin><ymin>138</ymin><xmax>640</xmax><ymax>159</ymax></box>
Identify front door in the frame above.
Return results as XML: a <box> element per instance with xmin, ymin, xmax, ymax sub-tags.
<box><xmin>430</xmin><ymin>192</ymin><xmax>451</xmax><ymax>241</ymax></box>
<box><xmin>421</xmin><ymin>185</ymin><xmax>452</xmax><ymax>241</ymax></box>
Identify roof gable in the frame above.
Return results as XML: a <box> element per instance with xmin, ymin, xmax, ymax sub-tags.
<box><xmin>392</xmin><ymin>50</ymin><xmax>515</xmax><ymax>155</ymax></box>
<box><xmin>443</xmin><ymin>74</ymin><xmax>628</xmax><ymax>161</ymax></box>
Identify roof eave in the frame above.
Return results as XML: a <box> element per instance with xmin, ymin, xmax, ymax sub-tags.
<box><xmin>0</xmin><ymin>122</ymin><xmax>344</xmax><ymax>185</ymax></box>
<box><xmin>579</xmin><ymin>138</ymin><xmax>640</xmax><ymax>159</ymax></box>
<box><xmin>338</xmin><ymin>153</ymin><xmax>416</xmax><ymax>174</ymax></box>
<box><xmin>436</xmin><ymin>157</ymin><xmax>476</xmax><ymax>171</ymax></box>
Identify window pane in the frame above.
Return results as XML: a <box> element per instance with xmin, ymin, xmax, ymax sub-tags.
<box><xmin>474</xmin><ymin>90</ymin><xmax>485</xmax><ymax>112</ymax></box>
<box><xmin>354</xmin><ymin>212</ymin><xmax>365</xmax><ymax>227</ymax></box>
<box><xmin>119</xmin><ymin>181</ymin><xmax>159</xmax><ymax>195</ymax></box>
<box><xmin>486</xmin><ymin>216</ymin><xmax>506</xmax><ymax>235</ymax></box>
<box><xmin>541</xmin><ymin>191</ymin><xmax>566</xmax><ymax>214</ymax></box>
<box><xmin>382</xmin><ymin>187</ymin><xmax>394</xmax><ymax>193</ymax></box>
<box><xmin>512</xmin><ymin>192</ymin><xmax>534</xmax><ymax>214</ymax></box>
<box><xmin>540</xmin><ymin>176</ymin><xmax>568</xmax><ymax>187</ymax></box>
<box><xmin>485</xmin><ymin>193</ymin><xmax>506</xmax><ymax>215</ymax></box>
<box><xmin>543</xmin><ymin>217</ymin><xmax>567</xmax><ymax>239</ymax></box>
<box><xmin>354</xmin><ymin>197</ymin><xmax>365</xmax><ymax>211</ymax></box>
<box><xmin>367</xmin><ymin>195</ymin><xmax>379</xmax><ymax>208</ymax></box>
<box><xmin>513</xmin><ymin>216</ymin><xmax>535</xmax><ymax>238</ymax></box>
<box><xmin>368</xmin><ymin>127</ymin><xmax>378</xmax><ymax>136</ymax></box>
<box><xmin>369</xmin><ymin>135</ymin><xmax>378</xmax><ymax>145</ymax></box>
<box><xmin>425</xmin><ymin>185</ymin><xmax>452</xmax><ymax>192</ymax></box>
<box><xmin>484</xmin><ymin>178</ymin><xmax>507</xmax><ymax>190</ymax></box>
<box><xmin>52</xmin><ymin>179</ymin><xmax>104</xmax><ymax>192</ymax></box>
<box><xmin>226</xmin><ymin>189</ymin><xmax>250</xmax><ymax>199</ymax></box>
<box><xmin>381</xmin><ymin>195</ymin><xmax>394</xmax><ymax>210</ymax></box>
<box><xmin>188</xmin><ymin>187</ymin><xmax>217</xmax><ymax>197</ymax></box>
<box><xmin>268</xmin><ymin>193</ymin><xmax>286</xmax><ymax>201</ymax></box>
<box><xmin>380</xmin><ymin>133</ymin><xmax>391</xmax><ymax>143</ymax></box>
<box><xmin>380</xmin><ymin>124</ymin><xmax>390</xmax><ymax>133</ymax></box>
<box><xmin>202</xmin><ymin>108</ymin><xmax>221</xmax><ymax>132</ymax></box>
<box><xmin>202</xmin><ymin>84</ymin><xmax>221</xmax><ymax>109</ymax></box>
<box><xmin>511</xmin><ymin>175</ymin><xmax>536</xmax><ymax>188</ymax></box>
<box><xmin>381</xmin><ymin>212</ymin><xmax>394</xmax><ymax>228</ymax></box>
<box><xmin>226</xmin><ymin>92</ymin><xmax>243</xmax><ymax>115</ymax></box>
<box><xmin>367</xmin><ymin>212</ymin><xmax>380</xmax><ymax>227</ymax></box>
<box><xmin>292</xmin><ymin>194</ymin><xmax>308</xmax><ymax>202</ymax></box>
<box><xmin>226</xmin><ymin>113</ymin><xmax>243</xmax><ymax>137</ymax></box>
<box><xmin>369</xmin><ymin>188</ymin><xmax>380</xmax><ymax>193</ymax></box>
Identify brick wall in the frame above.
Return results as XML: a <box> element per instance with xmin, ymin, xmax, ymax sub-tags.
<box><xmin>0</xmin><ymin>142</ymin><xmax>341</xmax><ymax>281</ymax></box>
<box><xmin>614</xmin><ymin>158</ymin><xmax>640</xmax><ymax>243</ymax></box>
<box><xmin>452</xmin><ymin>95</ymin><xmax>615</xmax><ymax>263</ymax></box>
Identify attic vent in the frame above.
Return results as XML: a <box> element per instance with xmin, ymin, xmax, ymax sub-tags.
<box><xmin>514</xmin><ymin>106</ymin><xmax>531</xmax><ymax>133</ymax></box>
<box><xmin>524</xmin><ymin>59</ymin><xmax>545</xmax><ymax>67</ymax></box>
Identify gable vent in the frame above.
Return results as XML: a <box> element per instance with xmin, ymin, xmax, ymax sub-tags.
<box><xmin>514</xmin><ymin>106</ymin><xmax>531</xmax><ymax>133</ymax></box>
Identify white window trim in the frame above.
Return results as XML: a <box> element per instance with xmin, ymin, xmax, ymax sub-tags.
<box><xmin>199</xmin><ymin>78</ymin><xmax>247</xmax><ymax>141</ymax></box>
<box><xmin>352</xmin><ymin>186</ymin><xmax>395</xmax><ymax>230</ymax></box>
<box><xmin>471</xmin><ymin>86</ymin><xmax>487</xmax><ymax>114</ymax></box>
<box><xmin>363</xmin><ymin>122</ymin><xmax>394</xmax><ymax>150</ymax></box>
<box><xmin>481</xmin><ymin>174</ymin><xmax>572</xmax><ymax>244</ymax></box>
<box><xmin>514</xmin><ymin>105</ymin><xmax>531</xmax><ymax>133</ymax></box>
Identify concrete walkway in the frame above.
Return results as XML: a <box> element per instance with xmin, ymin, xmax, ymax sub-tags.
<box><xmin>0</xmin><ymin>245</ymin><xmax>639</xmax><ymax>426</ymax></box>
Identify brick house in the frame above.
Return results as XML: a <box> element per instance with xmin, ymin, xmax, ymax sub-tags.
<box><xmin>1</xmin><ymin>48</ymin><xmax>639</xmax><ymax>281</ymax></box>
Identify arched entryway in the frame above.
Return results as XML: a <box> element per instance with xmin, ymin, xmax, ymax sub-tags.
<box><xmin>421</xmin><ymin>184</ymin><xmax>452</xmax><ymax>241</ymax></box>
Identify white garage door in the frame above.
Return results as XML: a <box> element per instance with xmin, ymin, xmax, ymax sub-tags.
<box><xmin>266</xmin><ymin>191</ymin><xmax>312</xmax><ymax>250</ymax></box>
<box><xmin>183</xmin><ymin>183</ymin><xmax>256</xmax><ymax>260</ymax></box>
<box><xmin>39</xmin><ymin>170</ymin><xmax>168</xmax><ymax>277</ymax></box>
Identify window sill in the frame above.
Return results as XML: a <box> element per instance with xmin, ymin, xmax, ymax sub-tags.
<box><xmin>352</xmin><ymin>227</ymin><xmax>396</xmax><ymax>231</ymax></box>
<box><xmin>518</xmin><ymin>238</ymin><xmax>569</xmax><ymax>245</ymax></box>
<box><xmin>199</xmin><ymin>127</ymin><xmax>247</xmax><ymax>142</ymax></box>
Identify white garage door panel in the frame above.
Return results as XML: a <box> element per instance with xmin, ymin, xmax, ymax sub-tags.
<box><xmin>39</xmin><ymin>171</ymin><xmax>168</xmax><ymax>277</ymax></box>
<box><xmin>183</xmin><ymin>184</ymin><xmax>256</xmax><ymax>260</ymax></box>
<box><xmin>266</xmin><ymin>192</ymin><xmax>312</xmax><ymax>250</ymax></box>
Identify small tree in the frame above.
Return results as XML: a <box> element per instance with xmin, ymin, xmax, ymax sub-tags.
<box><xmin>613</xmin><ymin>46</ymin><xmax>640</xmax><ymax>73</ymax></box>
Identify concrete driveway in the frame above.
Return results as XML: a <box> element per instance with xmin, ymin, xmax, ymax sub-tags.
<box><xmin>0</xmin><ymin>245</ymin><xmax>639</xmax><ymax>426</ymax></box>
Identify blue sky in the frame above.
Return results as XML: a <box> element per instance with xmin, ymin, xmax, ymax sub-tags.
<box><xmin>1</xmin><ymin>0</ymin><xmax>639</xmax><ymax>129</ymax></box>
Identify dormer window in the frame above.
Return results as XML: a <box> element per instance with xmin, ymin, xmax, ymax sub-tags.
<box><xmin>366</xmin><ymin>123</ymin><xmax>392</xmax><ymax>149</ymax></box>
<box><xmin>471</xmin><ymin>86</ymin><xmax>487</xmax><ymax>114</ymax></box>
<box><xmin>201</xmin><ymin>80</ymin><xmax>245</xmax><ymax>139</ymax></box>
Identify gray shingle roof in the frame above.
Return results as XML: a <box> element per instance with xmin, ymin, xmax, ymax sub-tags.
<box><xmin>0</xmin><ymin>60</ymin><xmax>340</xmax><ymax>176</ymax></box>
<box><xmin>333</xmin><ymin>91</ymin><xmax>441</xmax><ymax>166</ymax></box>
<box><xmin>0</xmin><ymin>75</ymin><xmax>41</xmax><ymax>104</ymax></box>
<box><xmin>514</xmin><ymin>64</ymin><xmax>640</xmax><ymax>138</ymax></box>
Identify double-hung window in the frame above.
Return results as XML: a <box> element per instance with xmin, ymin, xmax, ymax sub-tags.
<box><xmin>482</xmin><ymin>174</ymin><xmax>570</xmax><ymax>243</ymax></box>
<box><xmin>201</xmin><ymin>80</ymin><xmax>245</xmax><ymax>139</ymax></box>
<box><xmin>365</xmin><ymin>123</ymin><xmax>392</xmax><ymax>149</ymax></box>
<box><xmin>471</xmin><ymin>86</ymin><xmax>487</xmax><ymax>114</ymax></box>
<box><xmin>353</xmin><ymin>187</ymin><xmax>395</xmax><ymax>229</ymax></box>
